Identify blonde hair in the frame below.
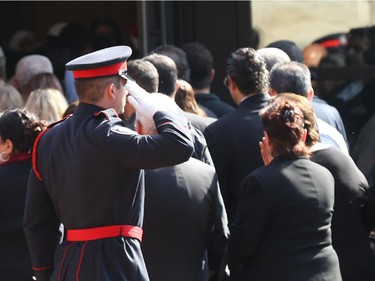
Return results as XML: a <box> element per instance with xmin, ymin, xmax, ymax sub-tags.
<box><xmin>25</xmin><ymin>88</ymin><xmax>68</xmax><ymax>124</ymax></box>
<box><xmin>0</xmin><ymin>82</ymin><xmax>24</xmax><ymax>111</ymax></box>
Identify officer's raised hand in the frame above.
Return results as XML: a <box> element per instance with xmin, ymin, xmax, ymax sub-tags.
<box><xmin>126</xmin><ymin>80</ymin><xmax>158</xmax><ymax>120</ymax></box>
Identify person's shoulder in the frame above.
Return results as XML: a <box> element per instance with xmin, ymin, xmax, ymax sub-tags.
<box><xmin>182</xmin><ymin>111</ymin><xmax>217</xmax><ymax>129</ymax></box>
<box><xmin>171</xmin><ymin>157</ymin><xmax>215</xmax><ymax>180</ymax></box>
<box><xmin>210</xmin><ymin>93</ymin><xmax>236</xmax><ymax>110</ymax></box>
<box><xmin>188</xmin><ymin>157</ymin><xmax>215</xmax><ymax>171</ymax></box>
<box><xmin>198</xmin><ymin>93</ymin><xmax>235</xmax><ymax>110</ymax></box>
<box><xmin>204</xmin><ymin>112</ymin><xmax>232</xmax><ymax>133</ymax></box>
<box><xmin>303</xmin><ymin>156</ymin><xmax>333</xmax><ymax>176</ymax></box>
<box><xmin>313</xmin><ymin>98</ymin><xmax>340</xmax><ymax>114</ymax></box>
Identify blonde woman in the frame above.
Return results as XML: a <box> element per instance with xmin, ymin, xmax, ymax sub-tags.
<box><xmin>0</xmin><ymin>82</ymin><xmax>24</xmax><ymax>111</ymax></box>
<box><xmin>25</xmin><ymin>88</ymin><xmax>68</xmax><ymax>124</ymax></box>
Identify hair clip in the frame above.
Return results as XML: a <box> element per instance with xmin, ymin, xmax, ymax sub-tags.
<box><xmin>281</xmin><ymin>109</ymin><xmax>294</xmax><ymax>122</ymax></box>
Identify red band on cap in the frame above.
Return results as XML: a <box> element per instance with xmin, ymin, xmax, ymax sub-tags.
<box><xmin>320</xmin><ymin>39</ymin><xmax>347</xmax><ymax>48</ymax></box>
<box><xmin>73</xmin><ymin>61</ymin><xmax>127</xmax><ymax>79</ymax></box>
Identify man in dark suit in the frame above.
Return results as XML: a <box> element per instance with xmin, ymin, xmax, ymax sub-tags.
<box><xmin>136</xmin><ymin>103</ymin><xmax>229</xmax><ymax>281</ymax></box>
<box><xmin>183</xmin><ymin>42</ymin><xmax>236</xmax><ymax>118</ymax></box>
<box><xmin>204</xmin><ymin>47</ymin><xmax>271</xmax><ymax>222</ymax></box>
<box><xmin>151</xmin><ymin>44</ymin><xmax>218</xmax><ymax>118</ymax></box>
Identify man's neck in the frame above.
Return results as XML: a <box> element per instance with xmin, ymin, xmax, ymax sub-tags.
<box><xmin>194</xmin><ymin>87</ymin><xmax>211</xmax><ymax>95</ymax></box>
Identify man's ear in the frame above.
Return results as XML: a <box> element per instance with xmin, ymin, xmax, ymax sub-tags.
<box><xmin>209</xmin><ymin>68</ymin><xmax>215</xmax><ymax>82</ymax></box>
<box><xmin>227</xmin><ymin>76</ymin><xmax>235</xmax><ymax>90</ymax></box>
<box><xmin>307</xmin><ymin>88</ymin><xmax>314</xmax><ymax>101</ymax></box>
<box><xmin>269</xmin><ymin>88</ymin><xmax>277</xmax><ymax>97</ymax></box>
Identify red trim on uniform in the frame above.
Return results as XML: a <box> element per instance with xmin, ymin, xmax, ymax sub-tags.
<box><xmin>76</xmin><ymin>241</ymin><xmax>87</xmax><ymax>281</ymax></box>
<box><xmin>73</xmin><ymin>61</ymin><xmax>127</xmax><ymax>79</ymax></box>
<box><xmin>58</xmin><ymin>242</ymin><xmax>73</xmax><ymax>281</ymax></box>
<box><xmin>32</xmin><ymin>128</ymin><xmax>50</xmax><ymax>182</ymax></box>
<box><xmin>32</xmin><ymin>265</ymin><xmax>54</xmax><ymax>271</ymax></box>
<box><xmin>156</xmin><ymin>121</ymin><xmax>174</xmax><ymax>127</ymax></box>
<box><xmin>32</xmin><ymin>115</ymin><xmax>71</xmax><ymax>182</ymax></box>
<box><xmin>94</xmin><ymin>109</ymin><xmax>119</xmax><ymax>120</ymax></box>
<box><xmin>320</xmin><ymin>39</ymin><xmax>347</xmax><ymax>48</ymax></box>
<box><xmin>67</xmin><ymin>225</ymin><xmax>143</xmax><ymax>242</ymax></box>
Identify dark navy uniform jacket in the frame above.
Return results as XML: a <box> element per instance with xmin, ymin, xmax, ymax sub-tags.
<box><xmin>23</xmin><ymin>103</ymin><xmax>194</xmax><ymax>281</ymax></box>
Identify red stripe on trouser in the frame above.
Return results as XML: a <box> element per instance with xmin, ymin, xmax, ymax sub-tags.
<box><xmin>76</xmin><ymin>242</ymin><xmax>87</xmax><ymax>281</ymax></box>
<box><xmin>66</xmin><ymin>225</ymin><xmax>143</xmax><ymax>242</ymax></box>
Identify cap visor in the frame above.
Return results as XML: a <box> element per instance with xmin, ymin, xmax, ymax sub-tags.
<box><xmin>119</xmin><ymin>71</ymin><xmax>134</xmax><ymax>82</ymax></box>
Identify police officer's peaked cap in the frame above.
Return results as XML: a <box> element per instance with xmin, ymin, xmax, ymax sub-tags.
<box><xmin>66</xmin><ymin>45</ymin><xmax>132</xmax><ymax>80</ymax></box>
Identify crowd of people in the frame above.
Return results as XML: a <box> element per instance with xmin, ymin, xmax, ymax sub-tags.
<box><xmin>0</xmin><ymin>19</ymin><xmax>375</xmax><ymax>281</ymax></box>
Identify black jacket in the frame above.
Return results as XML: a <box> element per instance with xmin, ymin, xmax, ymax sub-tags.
<box><xmin>230</xmin><ymin>155</ymin><xmax>342</xmax><ymax>281</ymax></box>
<box><xmin>204</xmin><ymin>93</ymin><xmax>271</xmax><ymax>222</ymax></box>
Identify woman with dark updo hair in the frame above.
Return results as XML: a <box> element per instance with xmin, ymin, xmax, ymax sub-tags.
<box><xmin>0</xmin><ymin>109</ymin><xmax>47</xmax><ymax>281</ymax></box>
<box><xmin>229</xmin><ymin>95</ymin><xmax>342</xmax><ymax>281</ymax></box>
<box><xmin>279</xmin><ymin>93</ymin><xmax>375</xmax><ymax>281</ymax></box>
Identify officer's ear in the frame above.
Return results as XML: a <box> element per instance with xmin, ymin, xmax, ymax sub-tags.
<box><xmin>106</xmin><ymin>83</ymin><xmax>116</xmax><ymax>100</ymax></box>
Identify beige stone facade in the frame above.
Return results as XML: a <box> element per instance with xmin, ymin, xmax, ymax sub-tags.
<box><xmin>252</xmin><ymin>0</ymin><xmax>375</xmax><ymax>49</ymax></box>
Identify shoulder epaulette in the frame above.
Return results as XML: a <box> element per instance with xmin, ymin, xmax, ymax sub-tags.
<box><xmin>94</xmin><ymin>108</ymin><xmax>120</xmax><ymax>121</ymax></box>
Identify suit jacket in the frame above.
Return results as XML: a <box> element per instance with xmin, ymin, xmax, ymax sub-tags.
<box><xmin>182</xmin><ymin>111</ymin><xmax>217</xmax><ymax>133</ymax></box>
<box><xmin>196</xmin><ymin>93</ymin><xmax>235</xmax><ymax>118</ymax></box>
<box><xmin>229</xmin><ymin>155</ymin><xmax>342</xmax><ymax>281</ymax></box>
<box><xmin>23</xmin><ymin>103</ymin><xmax>194</xmax><ymax>281</ymax></box>
<box><xmin>311</xmin><ymin>146</ymin><xmax>375</xmax><ymax>281</ymax></box>
<box><xmin>204</xmin><ymin>93</ymin><xmax>271</xmax><ymax>221</ymax></box>
<box><xmin>142</xmin><ymin>158</ymin><xmax>229</xmax><ymax>281</ymax></box>
<box><xmin>181</xmin><ymin>111</ymin><xmax>216</xmax><ymax>166</ymax></box>
<box><xmin>312</xmin><ymin>96</ymin><xmax>348</xmax><ymax>145</ymax></box>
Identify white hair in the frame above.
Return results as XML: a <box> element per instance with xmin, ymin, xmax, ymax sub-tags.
<box><xmin>257</xmin><ymin>47</ymin><xmax>291</xmax><ymax>72</ymax></box>
<box><xmin>15</xmin><ymin>55</ymin><xmax>54</xmax><ymax>92</ymax></box>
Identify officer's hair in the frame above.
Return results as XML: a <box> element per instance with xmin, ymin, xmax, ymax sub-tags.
<box><xmin>74</xmin><ymin>76</ymin><xmax>121</xmax><ymax>102</ymax></box>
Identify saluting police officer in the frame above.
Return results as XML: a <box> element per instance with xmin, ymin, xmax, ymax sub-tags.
<box><xmin>23</xmin><ymin>45</ymin><xmax>194</xmax><ymax>281</ymax></box>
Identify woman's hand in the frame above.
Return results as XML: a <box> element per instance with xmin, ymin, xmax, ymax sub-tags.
<box><xmin>259</xmin><ymin>132</ymin><xmax>273</xmax><ymax>166</ymax></box>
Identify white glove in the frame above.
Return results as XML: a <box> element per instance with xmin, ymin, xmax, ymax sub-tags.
<box><xmin>126</xmin><ymin>80</ymin><xmax>158</xmax><ymax>120</ymax></box>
